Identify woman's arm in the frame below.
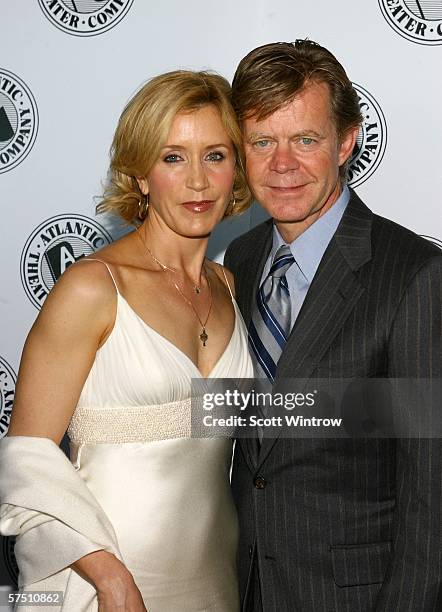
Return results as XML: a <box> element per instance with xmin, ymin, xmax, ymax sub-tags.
<box><xmin>73</xmin><ymin>550</ymin><xmax>146</xmax><ymax>610</ymax></box>
<box><xmin>5</xmin><ymin>260</ymin><xmax>147</xmax><ymax>610</ymax></box>
<box><xmin>8</xmin><ymin>260</ymin><xmax>115</xmax><ymax>442</ymax></box>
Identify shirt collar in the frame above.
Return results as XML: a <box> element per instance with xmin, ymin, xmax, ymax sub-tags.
<box><xmin>271</xmin><ymin>185</ymin><xmax>350</xmax><ymax>283</ymax></box>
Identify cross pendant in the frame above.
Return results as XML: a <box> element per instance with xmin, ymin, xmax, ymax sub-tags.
<box><xmin>200</xmin><ymin>329</ymin><xmax>208</xmax><ymax>346</ymax></box>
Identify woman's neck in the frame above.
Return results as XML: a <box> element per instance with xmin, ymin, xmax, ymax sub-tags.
<box><xmin>137</xmin><ymin>217</ymin><xmax>210</xmax><ymax>280</ymax></box>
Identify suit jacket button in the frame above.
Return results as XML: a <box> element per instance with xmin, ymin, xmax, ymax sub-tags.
<box><xmin>248</xmin><ymin>545</ymin><xmax>253</xmax><ymax>558</ymax></box>
<box><xmin>254</xmin><ymin>476</ymin><xmax>266</xmax><ymax>489</ymax></box>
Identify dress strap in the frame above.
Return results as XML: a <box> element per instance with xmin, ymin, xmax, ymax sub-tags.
<box><xmin>221</xmin><ymin>266</ymin><xmax>234</xmax><ymax>300</ymax></box>
<box><xmin>81</xmin><ymin>258</ymin><xmax>119</xmax><ymax>294</ymax></box>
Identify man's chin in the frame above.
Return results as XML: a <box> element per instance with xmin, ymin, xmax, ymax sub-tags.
<box><xmin>261</xmin><ymin>204</ymin><xmax>313</xmax><ymax>225</ymax></box>
<box><xmin>271</xmin><ymin>216</ymin><xmax>308</xmax><ymax>226</ymax></box>
<box><xmin>256</xmin><ymin>191</ymin><xmax>313</xmax><ymax>218</ymax></box>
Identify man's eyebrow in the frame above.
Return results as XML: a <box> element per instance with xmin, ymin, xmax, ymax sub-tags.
<box><xmin>245</xmin><ymin>132</ymin><xmax>272</xmax><ymax>142</ymax></box>
<box><xmin>246</xmin><ymin>130</ymin><xmax>325</xmax><ymax>142</ymax></box>
<box><xmin>293</xmin><ymin>130</ymin><xmax>325</xmax><ymax>140</ymax></box>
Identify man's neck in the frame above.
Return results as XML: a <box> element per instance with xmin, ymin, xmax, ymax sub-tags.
<box><xmin>275</xmin><ymin>184</ymin><xmax>344</xmax><ymax>243</ymax></box>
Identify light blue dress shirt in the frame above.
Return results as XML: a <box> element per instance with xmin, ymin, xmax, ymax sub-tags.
<box><xmin>260</xmin><ymin>185</ymin><xmax>350</xmax><ymax>330</ymax></box>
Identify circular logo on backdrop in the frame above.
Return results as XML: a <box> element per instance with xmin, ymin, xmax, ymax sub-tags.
<box><xmin>0</xmin><ymin>69</ymin><xmax>38</xmax><ymax>174</ymax></box>
<box><xmin>379</xmin><ymin>0</ymin><xmax>442</xmax><ymax>45</ymax></box>
<box><xmin>2</xmin><ymin>536</ymin><xmax>18</xmax><ymax>587</ymax></box>
<box><xmin>0</xmin><ymin>356</ymin><xmax>16</xmax><ymax>439</ymax></box>
<box><xmin>21</xmin><ymin>214</ymin><xmax>113</xmax><ymax>309</ymax></box>
<box><xmin>421</xmin><ymin>235</ymin><xmax>442</xmax><ymax>249</ymax></box>
<box><xmin>347</xmin><ymin>84</ymin><xmax>387</xmax><ymax>188</ymax></box>
<box><xmin>38</xmin><ymin>0</ymin><xmax>134</xmax><ymax>37</ymax></box>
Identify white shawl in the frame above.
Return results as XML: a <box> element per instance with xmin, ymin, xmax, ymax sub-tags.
<box><xmin>0</xmin><ymin>436</ymin><xmax>123</xmax><ymax>611</ymax></box>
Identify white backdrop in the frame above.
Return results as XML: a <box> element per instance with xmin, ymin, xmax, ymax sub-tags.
<box><xmin>1</xmin><ymin>0</ymin><xmax>441</xmax><ymax>592</ymax></box>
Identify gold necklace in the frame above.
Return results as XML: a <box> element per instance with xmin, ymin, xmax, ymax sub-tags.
<box><xmin>169</xmin><ymin>273</ymin><xmax>212</xmax><ymax>347</ymax></box>
<box><xmin>136</xmin><ymin>229</ymin><xmax>212</xmax><ymax>346</ymax></box>
<box><xmin>136</xmin><ymin>229</ymin><xmax>203</xmax><ymax>294</ymax></box>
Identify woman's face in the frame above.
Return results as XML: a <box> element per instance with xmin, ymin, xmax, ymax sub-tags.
<box><xmin>138</xmin><ymin>105</ymin><xmax>236</xmax><ymax>239</ymax></box>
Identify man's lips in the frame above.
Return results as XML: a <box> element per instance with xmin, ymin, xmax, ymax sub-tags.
<box><xmin>181</xmin><ymin>200</ymin><xmax>215</xmax><ymax>213</ymax></box>
<box><xmin>267</xmin><ymin>184</ymin><xmax>306</xmax><ymax>191</ymax></box>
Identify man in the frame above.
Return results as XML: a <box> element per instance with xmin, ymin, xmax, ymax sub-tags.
<box><xmin>225</xmin><ymin>40</ymin><xmax>441</xmax><ymax>612</ymax></box>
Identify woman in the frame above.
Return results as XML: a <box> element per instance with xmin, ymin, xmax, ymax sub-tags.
<box><xmin>0</xmin><ymin>70</ymin><xmax>253</xmax><ymax>611</ymax></box>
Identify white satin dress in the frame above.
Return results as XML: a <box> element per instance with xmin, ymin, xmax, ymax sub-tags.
<box><xmin>65</xmin><ymin>261</ymin><xmax>254</xmax><ymax>611</ymax></box>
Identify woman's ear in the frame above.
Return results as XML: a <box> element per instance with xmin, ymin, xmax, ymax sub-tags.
<box><xmin>136</xmin><ymin>177</ymin><xmax>149</xmax><ymax>196</ymax></box>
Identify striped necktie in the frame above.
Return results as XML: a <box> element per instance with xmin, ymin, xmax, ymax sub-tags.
<box><xmin>249</xmin><ymin>245</ymin><xmax>295</xmax><ymax>382</ymax></box>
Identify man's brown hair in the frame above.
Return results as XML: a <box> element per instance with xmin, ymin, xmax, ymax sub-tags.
<box><xmin>232</xmin><ymin>39</ymin><xmax>362</xmax><ymax>179</ymax></box>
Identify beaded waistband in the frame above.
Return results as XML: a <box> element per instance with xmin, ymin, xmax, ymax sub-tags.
<box><xmin>67</xmin><ymin>399</ymin><xmax>192</xmax><ymax>444</ymax></box>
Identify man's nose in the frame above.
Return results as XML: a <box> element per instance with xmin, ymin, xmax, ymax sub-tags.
<box><xmin>269</xmin><ymin>144</ymin><xmax>300</xmax><ymax>173</ymax></box>
<box><xmin>186</xmin><ymin>161</ymin><xmax>210</xmax><ymax>191</ymax></box>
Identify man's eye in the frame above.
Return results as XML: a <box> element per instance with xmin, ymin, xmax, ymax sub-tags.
<box><xmin>163</xmin><ymin>154</ymin><xmax>181</xmax><ymax>163</ymax></box>
<box><xmin>206</xmin><ymin>151</ymin><xmax>225</xmax><ymax>162</ymax></box>
<box><xmin>300</xmin><ymin>137</ymin><xmax>315</xmax><ymax>145</ymax></box>
<box><xmin>253</xmin><ymin>140</ymin><xmax>270</xmax><ymax>148</ymax></box>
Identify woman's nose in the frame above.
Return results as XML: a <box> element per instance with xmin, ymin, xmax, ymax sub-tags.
<box><xmin>186</xmin><ymin>161</ymin><xmax>210</xmax><ymax>191</ymax></box>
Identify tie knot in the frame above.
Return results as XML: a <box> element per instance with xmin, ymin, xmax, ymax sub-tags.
<box><xmin>269</xmin><ymin>245</ymin><xmax>294</xmax><ymax>278</ymax></box>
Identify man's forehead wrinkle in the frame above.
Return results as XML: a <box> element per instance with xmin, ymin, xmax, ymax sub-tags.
<box><xmin>245</xmin><ymin>83</ymin><xmax>333</xmax><ymax>126</ymax></box>
<box><xmin>244</xmin><ymin>99</ymin><xmax>332</xmax><ymax>140</ymax></box>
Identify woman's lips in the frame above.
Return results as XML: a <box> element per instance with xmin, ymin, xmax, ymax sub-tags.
<box><xmin>181</xmin><ymin>200</ymin><xmax>215</xmax><ymax>213</ymax></box>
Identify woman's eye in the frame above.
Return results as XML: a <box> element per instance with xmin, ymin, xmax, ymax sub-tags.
<box><xmin>163</xmin><ymin>154</ymin><xmax>181</xmax><ymax>163</ymax></box>
<box><xmin>206</xmin><ymin>151</ymin><xmax>225</xmax><ymax>162</ymax></box>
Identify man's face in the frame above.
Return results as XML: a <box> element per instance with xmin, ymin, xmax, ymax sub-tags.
<box><xmin>243</xmin><ymin>81</ymin><xmax>358</xmax><ymax>241</ymax></box>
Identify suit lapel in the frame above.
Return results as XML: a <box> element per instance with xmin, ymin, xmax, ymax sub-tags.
<box><xmin>257</xmin><ymin>191</ymin><xmax>373</xmax><ymax>466</ymax></box>
<box><xmin>233</xmin><ymin>221</ymin><xmax>273</xmax><ymax>469</ymax></box>
<box><xmin>235</xmin><ymin>220</ymin><xmax>273</xmax><ymax>328</ymax></box>
<box><xmin>277</xmin><ymin>248</ymin><xmax>366</xmax><ymax>379</ymax></box>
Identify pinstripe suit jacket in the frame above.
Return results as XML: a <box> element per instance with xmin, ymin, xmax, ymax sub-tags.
<box><xmin>224</xmin><ymin>189</ymin><xmax>442</xmax><ymax>612</ymax></box>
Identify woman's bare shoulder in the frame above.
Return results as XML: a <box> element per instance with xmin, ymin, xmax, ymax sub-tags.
<box><xmin>54</xmin><ymin>257</ymin><xmax>117</xmax><ymax>301</ymax></box>
<box><xmin>207</xmin><ymin>260</ymin><xmax>236</xmax><ymax>297</ymax></box>
<box><xmin>33</xmin><ymin>258</ymin><xmax>118</xmax><ymax>335</ymax></box>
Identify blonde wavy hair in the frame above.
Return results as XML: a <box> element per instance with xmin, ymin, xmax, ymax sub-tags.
<box><xmin>97</xmin><ymin>70</ymin><xmax>252</xmax><ymax>225</ymax></box>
